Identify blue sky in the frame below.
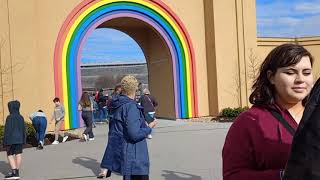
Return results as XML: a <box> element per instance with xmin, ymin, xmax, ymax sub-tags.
<box><xmin>256</xmin><ymin>0</ymin><xmax>320</xmax><ymax>37</ymax></box>
<box><xmin>81</xmin><ymin>28</ymin><xmax>145</xmax><ymax>64</ymax></box>
<box><xmin>82</xmin><ymin>0</ymin><xmax>320</xmax><ymax>64</ymax></box>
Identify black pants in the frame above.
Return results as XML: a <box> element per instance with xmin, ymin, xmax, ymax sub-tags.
<box><xmin>82</xmin><ymin>111</ymin><xmax>94</xmax><ymax>138</ymax></box>
<box><xmin>123</xmin><ymin>175</ymin><xmax>149</xmax><ymax>180</ymax></box>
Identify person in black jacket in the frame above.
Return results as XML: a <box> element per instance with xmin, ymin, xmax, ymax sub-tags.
<box><xmin>3</xmin><ymin>100</ymin><xmax>26</xmax><ymax>180</ymax></box>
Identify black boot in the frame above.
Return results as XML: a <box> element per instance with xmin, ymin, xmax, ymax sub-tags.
<box><xmin>4</xmin><ymin>169</ymin><xmax>19</xmax><ymax>179</ymax></box>
<box><xmin>14</xmin><ymin>169</ymin><xmax>19</xmax><ymax>177</ymax></box>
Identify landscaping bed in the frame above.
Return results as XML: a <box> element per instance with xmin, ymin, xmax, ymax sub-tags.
<box><xmin>0</xmin><ymin>122</ymin><xmax>81</xmax><ymax>152</ymax></box>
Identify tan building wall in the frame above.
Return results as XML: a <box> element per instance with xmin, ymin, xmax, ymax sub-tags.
<box><xmin>204</xmin><ymin>0</ymin><xmax>257</xmax><ymax>114</ymax></box>
<box><xmin>0</xmin><ymin>0</ymin><xmax>211</xmax><ymax>127</ymax></box>
<box><xmin>2</xmin><ymin>0</ymin><xmax>319</xmax><ymax>128</ymax></box>
<box><xmin>257</xmin><ymin>37</ymin><xmax>320</xmax><ymax>80</ymax></box>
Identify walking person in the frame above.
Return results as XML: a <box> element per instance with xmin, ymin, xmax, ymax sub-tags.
<box><xmin>97</xmin><ymin>85</ymin><xmax>122</xmax><ymax>178</ymax></box>
<box><xmin>89</xmin><ymin>92</ymin><xmax>98</xmax><ymax>128</ymax></box>
<box><xmin>139</xmin><ymin>88</ymin><xmax>158</xmax><ymax>139</ymax></box>
<box><xmin>51</xmin><ymin>97</ymin><xmax>68</xmax><ymax>144</ymax></box>
<box><xmin>78</xmin><ymin>92</ymin><xmax>94</xmax><ymax>141</ymax></box>
<box><xmin>97</xmin><ymin>89</ymin><xmax>108</xmax><ymax>122</ymax></box>
<box><xmin>97</xmin><ymin>75</ymin><xmax>157</xmax><ymax>180</ymax></box>
<box><xmin>222</xmin><ymin>44</ymin><xmax>314</xmax><ymax>180</ymax></box>
<box><xmin>3</xmin><ymin>100</ymin><xmax>26</xmax><ymax>180</ymax></box>
<box><xmin>106</xmin><ymin>84</ymin><xmax>122</xmax><ymax>113</ymax></box>
<box><xmin>29</xmin><ymin>110</ymin><xmax>47</xmax><ymax>150</ymax></box>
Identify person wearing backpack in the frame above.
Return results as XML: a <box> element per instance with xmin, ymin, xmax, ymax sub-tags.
<box><xmin>222</xmin><ymin>44</ymin><xmax>314</xmax><ymax>180</ymax></box>
<box><xmin>138</xmin><ymin>89</ymin><xmax>158</xmax><ymax>139</ymax></box>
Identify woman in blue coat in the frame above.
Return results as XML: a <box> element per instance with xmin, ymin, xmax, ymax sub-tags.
<box><xmin>98</xmin><ymin>75</ymin><xmax>157</xmax><ymax>180</ymax></box>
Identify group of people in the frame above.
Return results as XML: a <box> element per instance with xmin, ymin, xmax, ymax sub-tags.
<box><xmin>2</xmin><ymin>97</ymin><xmax>69</xmax><ymax>179</ymax></box>
<box><xmin>3</xmin><ymin>43</ymin><xmax>315</xmax><ymax>180</ymax></box>
<box><xmin>2</xmin><ymin>77</ymin><xmax>159</xmax><ymax>180</ymax></box>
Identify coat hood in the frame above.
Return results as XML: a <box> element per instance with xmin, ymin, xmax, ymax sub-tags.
<box><xmin>8</xmin><ymin>100</ymin><xmax>20</xmax><ymax>114</ymax></box>
<box><xmin>109</xmin><ymin>94</ymin><xmax>135</xmax><ymax>110</ymax></box>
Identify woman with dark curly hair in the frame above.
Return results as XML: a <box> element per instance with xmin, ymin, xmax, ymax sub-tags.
<box><xmin>222</xmin><ymin>44</ymin><xmax>314</xmax><ymax>180</ymax></box>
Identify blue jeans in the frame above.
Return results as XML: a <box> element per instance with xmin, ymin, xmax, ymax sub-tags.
<box><xmin>97</xmin><ymin>107</ymin><xmax>108</xmax><ymax>122</ymax></box>
<box><xmin>32</xmin><ymin>117</ymin><xmax>47</xmax><ymax>143</ymax></box>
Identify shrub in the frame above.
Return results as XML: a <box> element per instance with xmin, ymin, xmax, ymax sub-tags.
<box><xmin>220</xmin><ymin>106</ymin><xmax>249</xmax><ymax>117</ymax></box>
<box><xmin>0</xmin><ymin>121</ymin><xmax>36</xmax><ymax>146</ymax></box>
<box><xmin>25</xmin><ymin>122</ymin><xmax>36</xmax><ymax>137</ymax></box>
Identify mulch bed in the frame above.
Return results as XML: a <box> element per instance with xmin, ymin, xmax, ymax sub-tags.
<box><xmin>0</xmin><ymin>133</ymin><xmax>80</xmax><ymax>152</ymax></box>
<box><xmin>178</xmin><ymin>116</ymin><xmax>236</xmax><ymax>123</ymax></box>
<box><xmin>213</xmin><ymin>117</ymin><xmax>236</xmax><ymax>122</ymax></box>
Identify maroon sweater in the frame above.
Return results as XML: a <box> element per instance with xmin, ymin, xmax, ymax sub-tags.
<box><xmin>222</xmin><ymin>104</ymin><xmax>298</xmax><ymax>180</ymax></box>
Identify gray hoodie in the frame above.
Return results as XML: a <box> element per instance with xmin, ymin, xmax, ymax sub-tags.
<box><xmin>53</xmin><ymin>104</ymin><xmax>65</xmax><ymax>121</ymax></box>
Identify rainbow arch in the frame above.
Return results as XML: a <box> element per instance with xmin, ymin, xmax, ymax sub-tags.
<box><xmin>54</xmin><ymin>0</ymin><xmax>198</xmax><ymax>129</ymax></box>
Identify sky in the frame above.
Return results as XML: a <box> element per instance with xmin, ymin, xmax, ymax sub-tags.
<box><xmin>256</xmin><ymin>0</ymin><xmax>320</xmax><ymax>37</ymax></box>
<box><xmin>81</xmin><ymin>0</ymin><xmax>320</xmax><ymax>64</ymax></box>
<box><xmin>81</xmin><ymin>28</ymin><xmax>146</xmax><ymax>65</ymax></box>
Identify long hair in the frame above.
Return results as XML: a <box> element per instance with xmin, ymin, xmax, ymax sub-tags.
<box><xmin>249</xmin><ymin>44</ymin><xmax>314</xmax><ymax>106</ymax></box>
<box><xmin>79</xmin><ymin>92</ymin><xmax>91</xmax><ymax>107</ymax></box>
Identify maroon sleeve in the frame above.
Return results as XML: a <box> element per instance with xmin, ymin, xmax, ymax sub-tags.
<box><xmin>222</xmin><ymin>113</ymin><xmax>281</xmax><ymax>180</ymax></box>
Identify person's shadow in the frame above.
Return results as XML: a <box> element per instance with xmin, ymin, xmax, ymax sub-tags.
<box><xmin>72</xmin><ymin>157</ymin><xmax>100</xmax><ymax>176</ymax></box>
<box><xmin>0</xmin><ymin>161</ymin><xmax>10</xmax><ymax>176</ymax></box>
<box><xmin>162</xmin><ymin>170</ymin><xmax>202</xmax><ymax>180</ymax></box>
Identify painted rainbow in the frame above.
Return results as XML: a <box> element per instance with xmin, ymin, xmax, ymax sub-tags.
<box><xmin>54</xmin><ymin>0</ymin><xmax>198</xmax><ymax>129</ymax></box>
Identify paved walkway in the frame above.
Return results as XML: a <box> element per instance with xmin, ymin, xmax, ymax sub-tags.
<box><xmin>0</xmin><ymin>120</ymin><xmax>231</xmax><ymax>180</ymax></box>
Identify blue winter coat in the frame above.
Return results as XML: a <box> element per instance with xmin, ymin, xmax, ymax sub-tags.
<box><xmin>100</xmin><ymin>94</ymin><xmax>152</xmax><ymax>176</ymax></box>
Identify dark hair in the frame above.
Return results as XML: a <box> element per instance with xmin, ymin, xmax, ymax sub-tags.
<box><xmin>249</xmin><ymin>44</ymin><xmax>314</xmax><ymax>105</ymax></box>
<box><xmin>112</xmin><ymin>84</ymin><xmax>122</xmax><ymax>95</ymax></box>
<box><xmin>115</xmin><ymin>84</ymin><xmax>122</xmax><ymax>91</ymax></box>
<box><xmin>53</xmin><ymin>97</ymin><xmax>60</xmax><ymax>103</ymax></box>
<box><xmin>38</xmin><ymin>110</ymin><xmax>43</xmax><ymax>112</ymax></box>
<box><xmin>79</xmin><ymin>92</ymin><xmax>91</xmax><ymax>107</ymax></box>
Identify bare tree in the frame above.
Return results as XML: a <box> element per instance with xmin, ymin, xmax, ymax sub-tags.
<box><xmin>247</xmin><ymin>48</ymin><xmax>259</xmax><ymax>83</ymax></box>
<box><xmin>224</xmin><ymin>67</ymin><xmax>241</xmax><ymax>107</ymax></box>
<box><xmin>0</xmin><ymin>37</ymin><xmax>23</xmax><ymax>124</ymax></box>
<box><xmin>0</xmin><ymin>37</ymin><xmax>5</xmax><ymax>123</ymax></box>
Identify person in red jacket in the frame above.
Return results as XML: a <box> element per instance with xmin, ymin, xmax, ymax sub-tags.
<box><xmin>222</xmin><ymin>44</ymin><xmax>315</xmax><ymax>180</ymax></box>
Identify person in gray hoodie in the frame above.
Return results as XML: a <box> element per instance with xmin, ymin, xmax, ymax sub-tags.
<box><xmin>3</xmin><ymin>100</ymin><xmax>26</xmax><ymax>180</ymax></box>
<box><xmin>51</xmin><ymin>97</ymin><xmax>68</xmax><ymax>144</ymax></box>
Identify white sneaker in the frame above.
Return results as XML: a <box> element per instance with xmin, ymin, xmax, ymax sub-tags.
<box><xmin>62</xmin><ymin>136</ymin><xmax>69</xmax><ymax>143</ymax></box>
<box><xmin>83</xmin><ymin>134</ymin><xmax>88</xmax><ymax>141</ymax></box>
<box><xmin>147</xmin><ymin>134</ymin><xmax>152</xmax><ymax>139</ymax></box>
<box><xmin>89</xmin><ymin>138</ymin><xmax>94</xmax><ymax>141</ymax></box>
<box><xmin>52</xmin><ymin>140</ymin><xmax>59</xmax><ymax>145</ymax></box>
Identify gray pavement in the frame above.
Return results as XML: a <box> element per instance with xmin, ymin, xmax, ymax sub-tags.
<box><xmin>0</xmin><ymin>120</ymin><xmax>231</xmax><ymax>180</ymax></box>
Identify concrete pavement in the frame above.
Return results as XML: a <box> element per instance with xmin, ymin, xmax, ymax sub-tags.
<box><xmin>0</xmin><ymin>120</ymin><xmax>231</xmax><ymax>180</ymax></box>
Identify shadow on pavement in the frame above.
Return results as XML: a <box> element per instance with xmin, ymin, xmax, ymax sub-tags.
<box><xmin>162</xmin><ymin>170</ymin><xmax>202</xmax><ymax>180</ymax></box>
<box><xmin>0</xmin><ymin>161</ymin><xmax>10</xmax><ymax>176</ymax></box>
<box><xmin>72</xmin><ymin>157</ymin><xmax>100</xmax><ymax>176</ymax></box>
